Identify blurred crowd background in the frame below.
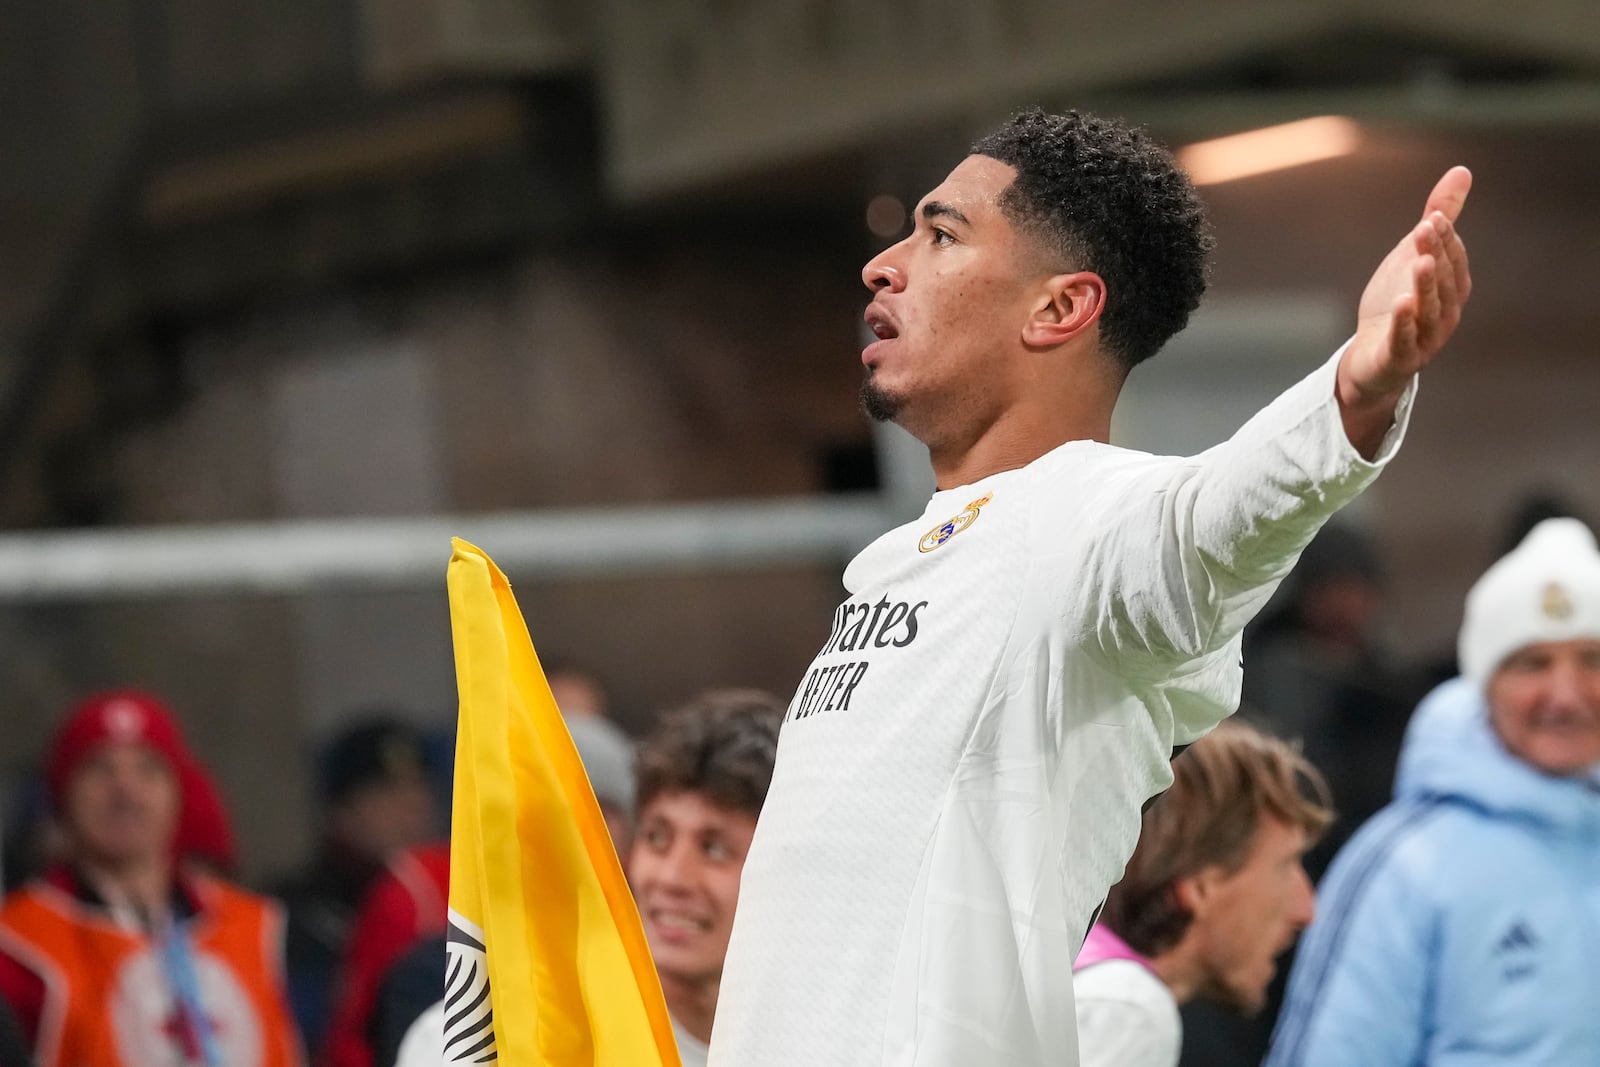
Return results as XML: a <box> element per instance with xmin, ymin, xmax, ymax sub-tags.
<box><xmin>2</xmin><ymin>1</ymin><xmax>1598</xmax><ymax>1064</ymax></box>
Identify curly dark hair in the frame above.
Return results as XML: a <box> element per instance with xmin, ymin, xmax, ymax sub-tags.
<box><xmin>970</xmin><ymin>108</ymin><xmax>1214</xmax><ymax>371</ymax></box>
<box><xmin>634</xmin><ymin>688</ymin><xmax>785</xmax><ymax>820</ymax></box>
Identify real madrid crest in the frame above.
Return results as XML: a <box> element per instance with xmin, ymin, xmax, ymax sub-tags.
<box><xmin>1541</xmin><ymin>582</ymin><xmax>1575</xmax><ymax>621</ymax></box>
<box><xmin>919</xmin><ymin>493</ymin><xmax>993</xmax><ymax>553</ymax></box>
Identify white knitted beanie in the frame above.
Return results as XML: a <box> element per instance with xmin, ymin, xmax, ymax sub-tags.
<box><xmin>1458</xmin><ymin>517</ymin><xmax>1600</xmax><ymax>689</ymax></box>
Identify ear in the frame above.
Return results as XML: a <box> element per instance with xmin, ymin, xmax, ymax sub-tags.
<box><xmin>1172</xmin><ymin>867</ymin><xmax>1221</xmax><ymax>920</ymax></box>
<box><xmin>1021</xmin><ymin>270</ymin><xmax>1105</xmax><ymax>348</ymax></box>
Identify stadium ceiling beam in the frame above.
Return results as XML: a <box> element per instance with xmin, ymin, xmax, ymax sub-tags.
<box><xmin>601</xmin><ymin>0</ymin><xmax>1600</xmax><ymax>199</ymax></box>
<box><xmin>1089</xmin><ymin>78</ymin><xmax>1600</xmax><ymax>138</ymax></box>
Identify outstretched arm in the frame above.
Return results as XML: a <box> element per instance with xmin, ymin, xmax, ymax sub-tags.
<box><xmin>1338</xmin><ymin>166</ymin><xmax>1473</xmax><ymax>458</ymax></box>
<box><xmin>1081</xmin><ymin>170</ymin><xmax>1473</xmax><ymax>691</ymax></box>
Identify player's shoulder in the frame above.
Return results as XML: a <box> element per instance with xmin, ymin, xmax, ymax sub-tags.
<box><xmin>1026</xmin><ymin>438</ymin><xmax>1174</xmax><ymax>476</ymax></box>
<box><xmin>1023</xmin><ymin>439</ymin><xmax>1197</xmax><ymax>509</ymax></box>
<box><xmin>1013</xmin><ymin>441</ymin><xmax>1197</xmax><ymax>564</ymax></box>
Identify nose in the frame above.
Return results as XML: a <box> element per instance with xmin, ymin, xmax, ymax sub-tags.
<box><xmin>1288</xmin><ymin>864</ymin><xmax>1317</xmax><ymax>929</ymax></box>
<box><xmin>1545</xmin><ymin>656</ymin><xmax>1594</xmax><ymax>711</ymax></box>
<box><xmin>861</xmin><ymin>240</ymin><xmax>907</xmax><ymax>293</ymax></box>
<box><xmin>652</xmin><ymin>838</ymin><xmax>698</xmax><ymax>893</ymax></box>
<box><xmin>105</xmin><ymin>760</ymin><xmax>147</xmax><ymax>799</ymax></box>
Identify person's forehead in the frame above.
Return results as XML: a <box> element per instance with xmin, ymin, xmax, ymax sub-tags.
<box><xmin>916</xmin><ymin>155</ymin><xmax>1018</xmax><ymax>217</ymax></box>
<box><xmin>1237</xmin><ymin>812</ymin><xmax>1309</xmax><ymax>865</ymax></box>
<box><xmin>640</xmin><ymin>789</ymin><xmax>756</xmax><ymax>831</ymax></box>
<box><xmin>1497</xmin><ymin>636</ymin><xmax>1600</xmax><ymax>667</ymax></box>
<box><xmin>76</xmin><ymin>739</ymin><xmax>173</xmax><ymax>769</ymax></box>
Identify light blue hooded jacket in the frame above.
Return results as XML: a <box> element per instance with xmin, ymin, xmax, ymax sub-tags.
<box><xmin>1266</xmin><ymin>677</ymin><xmax>1600</xmax><ymax>1066</ymax></box>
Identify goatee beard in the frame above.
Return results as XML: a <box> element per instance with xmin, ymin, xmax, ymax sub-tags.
<box><xmin>859</xmin><ymin>374</ymin><xmax>902</xmax><ymax>423</ymax></box>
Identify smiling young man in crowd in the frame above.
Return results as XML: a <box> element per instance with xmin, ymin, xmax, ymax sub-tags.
<box><xmin>626</xmin><ymin>689</ymin><xmax>785</xmax><ymax>1067</ymax></box>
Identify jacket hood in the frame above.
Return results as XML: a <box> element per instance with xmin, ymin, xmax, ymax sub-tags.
<box><xmin>1394</xmin><ymin>677</ymin><xmax>1600</xmax><ymax>835</ymax></box>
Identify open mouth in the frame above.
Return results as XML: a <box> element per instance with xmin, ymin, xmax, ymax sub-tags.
<box><xmin>864</xmin><ymin>306</ymin><xmax>898</xmax><ymax>340</ymax></box>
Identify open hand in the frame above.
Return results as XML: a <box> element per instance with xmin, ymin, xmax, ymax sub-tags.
<box><xmin>1337</xmin><ymin>167</ymin><xmax>1473</xmax><ymax>453</ymax></box>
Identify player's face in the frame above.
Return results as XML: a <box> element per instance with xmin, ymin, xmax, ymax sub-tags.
<box><xmin>1192</xmin><ymin>816</ymin><xmax>1315</xmax><ymax>1015</ymax></box>
<box><xmin>63</xmin><ymin>743</ymin><xmax>181</xmax><ymax>868</ymax></box>
<box><xmin>627</xmin><ymin>790</ymin><xmax>757</xmax><ymax>986</ymax></box>
<box><xmin>1487</xmin><ymin>638</ymin><xmax>1600</xmax><ymax>776</ymax></box>
<box><xmin>859</xmin><ymin>155</ymin><xmax>1043</xmax><ymax>444</ymax></box>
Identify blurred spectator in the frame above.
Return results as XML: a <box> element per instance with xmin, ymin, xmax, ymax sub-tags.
<box><xmin>273</xmin><ymin>716</ymin><xmax>439</xmax><ymax>1049</ymax></box>
<box><xmin>1267</xmin><ymin>518</ymin><xmax>1600</xmax><ymax>1065</ymax></box>
<box><xmin>342</xmin><ymin>712</ymin><xmax>639</xmax><ymax>1067</ymax></box>
<box><xmin>1074</xmin><ymin>720</ymin><xmax>1331</xmax><ymax>1067</ymax></box>
<box><xmin>0</xmin><ymin>690</ymin><xmax>302</xmax><ymax>1066</ymax></box>
<box><xmin>4</xmin><ymin>757</ymin><xmax>236</xmax><ymax>899</ymax></box>
<box><xmin>1242</xmin><ymin>520</ymin><xmax>1424</xmax><ymax>877</ymax></box>
<box><xmin>321</xmin><ymin>844</ymin><xmax>448</xmax><ymax>1067</ymax></box>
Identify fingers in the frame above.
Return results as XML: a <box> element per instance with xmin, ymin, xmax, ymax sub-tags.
<box><xmin>1420</xmin><ymin>209</ymin><xmax>1471</xmax><ymax>336</ymax></box>
<box><xmin>1388</xmin><ymin>291</ymin><xmax>1420</xmax><ymax>370</ymax></box>
<box><xmin>1411</xmin><ymin>253</ymin><xmax>1442</xmax><ymax>354</ymax></box>
<box><xmin>1406</xmin><ymin>210</ymin><xmax>1469</xmax><ymax>353</ymax></box>
<box><xmin>1427</xmin><ymin>217</ymin><xmax>1466</xmax><ymax>333</ymax></box>
<box><xmin>1423</xmin><ymin>166</ymin><xmax>1472</xmax><ymax>224</ymax></box>
<box><xmin>1433</xmin><ymin>212</ymin><xmax>1472</xmax><ymax>307</ymax></box>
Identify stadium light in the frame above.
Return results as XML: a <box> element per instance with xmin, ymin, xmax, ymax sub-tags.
<box><xmin>1179</xmin><ymin>116</ymin><xmax>1361</xmax><ymax>186</ymax></box>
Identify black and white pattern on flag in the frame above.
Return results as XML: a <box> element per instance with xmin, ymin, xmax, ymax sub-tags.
<box><xmin>444</xmin><ymin>908</ymin><xmax>498</xmax><ymax>1063</ymax></box>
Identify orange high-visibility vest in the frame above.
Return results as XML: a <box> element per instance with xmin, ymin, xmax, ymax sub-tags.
<box><xmin>0</xmin><ymin>877</ymin><xmax>303</xmax><ymax>1067</ymax></box>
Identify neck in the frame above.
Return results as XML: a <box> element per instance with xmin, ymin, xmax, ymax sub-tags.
<box><xmin>924</xmin><ymin>351</ymin><xmax>1122</xmax><ymax>489</ymax></box>
<box><xmin>927</xmin><ymin>402</ymin><xmax>1114</xmax><ymax>490</ymax></box>
<box><xmin>1149</xmin><ymin>945</ymin><xmax>1203</xmax><ymax>1006</ymax></box>
<box><xmin>77</xmin><ymin>854</ymin><xmax>175</xmax><ymax>925</ymax></box>
<box><xmin>659</xmin><ymin>970</ymin><xmax>719</xmax><ymax>1045</ymax></box>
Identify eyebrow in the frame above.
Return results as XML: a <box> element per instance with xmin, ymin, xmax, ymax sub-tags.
<box><xmin>920</xmin><ymin>200</ymin><xmax>970</xmax><ymax>227</ymax></box>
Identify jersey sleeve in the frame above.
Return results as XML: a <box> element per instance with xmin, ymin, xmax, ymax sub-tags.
<box><xmin>1086</xmin><ymin>346</ymin><xmax>1413</xmax><ymax>680</ymax></box>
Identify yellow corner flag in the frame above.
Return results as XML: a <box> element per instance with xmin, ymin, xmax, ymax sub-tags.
<box><xmin>444</xmin><ymin>537</ymin><xmax>682</xmax><ymax>1066</ymax></box>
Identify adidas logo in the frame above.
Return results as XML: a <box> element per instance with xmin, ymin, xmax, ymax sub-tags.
<box><xmin>1494</xmin><ymin>921</ymin><xmax>1538</xmax><ymax>956</ymax></box>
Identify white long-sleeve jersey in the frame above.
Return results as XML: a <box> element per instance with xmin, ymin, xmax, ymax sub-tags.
<box><xmin>709</xmin><ymin>349</ymin><xmax>1413</xmax><ymax>1067</ymax></box>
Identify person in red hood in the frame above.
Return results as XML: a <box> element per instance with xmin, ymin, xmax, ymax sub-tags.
<box><xmin>0</xmin><ymin>690</ymin><xmax>303</xmax><ymax>1067</ymax></box>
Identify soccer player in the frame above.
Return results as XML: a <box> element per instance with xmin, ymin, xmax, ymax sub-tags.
<box><xmin>708</xmin><ymin>108</ymin><xmax>1472</xmax><ymax>1067</ymax></box>
<box><xmin>1074</xmin><ymin>719</ymin><xmax>1331</xmax><ymax>1067</ymax></box>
